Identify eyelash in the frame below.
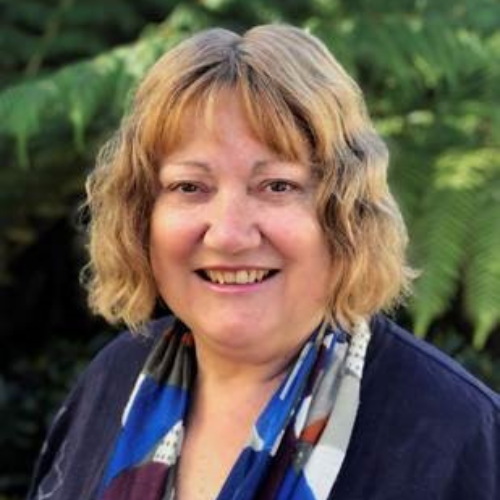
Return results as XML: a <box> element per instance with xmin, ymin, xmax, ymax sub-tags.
<box><xmin>163</xmin><ymin>179</ymin><xmax>301</xmax><ymax>196</ymax></box>
<box><xmin>166</xmin><ymin>182</ymin><xmax>206</xmax><ymax>194</ymax></box>
<box><xmin>263</xmin><ymin>180</ymin><xmax>299</xmax><ymax>193</ymax></box>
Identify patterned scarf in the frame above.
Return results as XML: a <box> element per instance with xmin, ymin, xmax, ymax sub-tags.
<box><xmin>98</xmin><ymin>319</ymin><xmax>371</xmax><ymax>500</ymax></box>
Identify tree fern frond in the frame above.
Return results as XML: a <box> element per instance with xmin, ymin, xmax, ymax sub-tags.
<box><xmin>159</xmin><ymin>2</ymin><xmax>215</xmax><ymax>34</ymax></box>
<box><xmin>347</xmin><ymin>14</ymin><xmax>497</xmax><ymax>105</ymax></box>
<box><xmin>410</xmin><ymin>187</ymin><xmax>477</xmax><ymax>336</ymax></box>
<box><xmin>0</xmin><ymin>17</ymin><xmax>191</xmax><ymax>166</ymax></box>
<box><xmin>105</xmin><ymin>27</ymin><xmax>189</xmax><ymax>117</ymax></box>
<box><xmin>434</xmin><ymin>147</ymin><xmax>500</xmax><ymax>190</ymax></box>
<box><xmin>0</xmin><ymin>79</ymin><xmax>58</xmax><ymax>167</ymax></box>
<box><xmin>440</xmin><ymin>101</ymin><xmax>497</xmax><ymax>142</ymax></box>
<box><xmin>386</xmin><ymin>139</ymin><xmax>434</xmax><ymax>229</ymax></box>
<box><xmin>53</xmin><ymin>58</ymin><xmax>121</xmax><ymax>151</ymax></box>
<box><xmin>464</xmin><ymin>176</ymin><xmax>500</xmax><ymax>349</ymax></box>
<box><xmin>0</xmin><ymin>7</ymin><xmax>211</xmax><ymax>268</ymax></box>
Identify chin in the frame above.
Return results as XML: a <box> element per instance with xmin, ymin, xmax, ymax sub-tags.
<box><xmin>195</xmin><ymin>317</ymin><xmax>272</xmax><ymax>348</ymax></box>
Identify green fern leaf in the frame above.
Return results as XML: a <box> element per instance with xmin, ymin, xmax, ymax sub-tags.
<box><xmin>410</xmin><ymin>186</ymin><xmax>477</xmax><ymax>336</ymax></box>
<box><xmin>54</xmin><ymin>58</ymin><xmax>121</xmax><ymax>151</ymax></box>
<box><xmin>464</xmin><ymin>176</ymin><xmax>500</xmax><ymax>349</ymax></box>
<box><xmin>0</xmin><ymin>79</ymin><xmax>58</xmax><ymax>167</ymax></box>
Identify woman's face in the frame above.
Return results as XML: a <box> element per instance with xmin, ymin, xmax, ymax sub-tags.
<box><xmin>149</xmin><ymin>90</ymin><xmax>332</xmax><ymax>362</ymax></box>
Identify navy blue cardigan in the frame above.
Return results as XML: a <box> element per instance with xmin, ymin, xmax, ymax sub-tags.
<box><xmin>28</xmin><ymin>315</ymin><xmax>499</xmax><ymax>499</ymax></box>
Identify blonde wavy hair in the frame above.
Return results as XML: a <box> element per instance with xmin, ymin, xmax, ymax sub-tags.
<box><xmin>84</xmin><ymin>24</ymin><xmax>417</xmax><ymax>331</ymax></box>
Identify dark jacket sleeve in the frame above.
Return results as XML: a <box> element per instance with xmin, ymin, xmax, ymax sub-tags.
<box><xmin>331</xmin><ymin>315</ymin><xmax>500</xmax><ymax>500</ymax></box>
<box><xmin>443</xmin><ymin>397</ymin><xmax>499</xmax><ymax>499</ymax></box>
<box><xmin>27</xmin><ymin>379</ymin><xmax>89</xmax><ymax>499</ymax></box>
<box><xmin>26</xmin><ymin>326</ymin><xmax>163</xmax><ymax>500</ymax></box>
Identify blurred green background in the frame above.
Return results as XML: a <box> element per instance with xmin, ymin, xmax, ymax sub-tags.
<box><xmin>1</xmin><ymin>0</ymin><xmax>499</xmax><ymax>498</ymax></box>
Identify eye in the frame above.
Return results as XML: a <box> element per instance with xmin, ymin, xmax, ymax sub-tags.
<box><xmin>178</xmin><ymin>182</ymin><xmax>199</xmax><ymax>193</ymax></box>
<box><xmin>168</xmin><ymin>182</ymin><xmax>203</xmax><ymax>193</ymax></box>
<box><xmin>265</xmin><ymin>180</ymin><xmax>298</xmax><ymax>193</ymax></box>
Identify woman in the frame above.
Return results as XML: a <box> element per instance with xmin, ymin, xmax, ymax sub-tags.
<box><xmin>29</xmin><ymin>25</ymin><xmax>498</xmax><ymax>500</ymax></box>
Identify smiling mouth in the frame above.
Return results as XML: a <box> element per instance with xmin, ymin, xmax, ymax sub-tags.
<box><xmin>196</xmin><ymin>269</ymin><xmax>280</xmax><ymax>285</ymax></box>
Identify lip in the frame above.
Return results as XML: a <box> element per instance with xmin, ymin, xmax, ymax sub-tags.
<box><xmin>198</xmin><ymin>265</ymin><xmax>278</xmax><ymax>271</ymax></box>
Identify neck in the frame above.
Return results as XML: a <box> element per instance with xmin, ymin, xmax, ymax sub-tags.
<box><xmin>185</xmin><ymin>316</ymin><xmax>327</xmax><ymax>422</ymax></box>
<box><xmin>195</xmin><ymin>338</ymin><xmax>295</xmax><ymax>388</ymax></box>
<box><xmin>189</xmin><ymin>338</ymin><xmax>299</xmax><ymax>424</ymax></box>
<box><xmin>189</xmin><ymin>317</ymin><xmax>326</xmax><ymax>389</ymax></box>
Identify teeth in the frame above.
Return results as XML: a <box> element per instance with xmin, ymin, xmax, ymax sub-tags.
<box><xmin>205</xmin><ymin>269</ymin><xmax>272</xmax><ymax>284</ymax></box>
<box><xmin>236</xmin><ymin>270</ymin><xmax>247</xmax><ymax>284</ymax></box>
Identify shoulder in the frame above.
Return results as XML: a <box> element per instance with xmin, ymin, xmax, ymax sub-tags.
<box><xmin>27</xmin><ymin>316</ymin><xmax>173</xmax><ymax>500</ymax></box>
<box><xmin>333</xmin><ymin>315</ymin><xmax>499</xmax><ymax>500</ymax></box>
<box><xmin>80</xmin><ymin>315</ymin><xmax>173</xmax><ymax>387</ymax></box>
<box><xmin>367</xmin><ymin>314</ymin><xmax>499</xmax><ymax>419</ymax></box>
<box><xmin>55</xmin><ymin>314</ymin><xmax>176</xmax><ymax>433</ymax></box>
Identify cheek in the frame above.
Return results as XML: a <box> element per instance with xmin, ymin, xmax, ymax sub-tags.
<box><xmin>274</xmin><ymin>209</ymin><xmax>329</xmax><ymax>260</ymax></box>
<box><xmin>149</xmin><ymin>206</ymin><xmax>196</xmax><ymax>273</ymax></box>
<box><xmin>290</xmin><ymin>217</ymin><xmax>332</xmax><ymax>291</ymax></box>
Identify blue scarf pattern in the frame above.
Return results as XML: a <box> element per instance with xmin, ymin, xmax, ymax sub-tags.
<box><xmin>99</xmin><ymin>319</ymin><xmax>371</xmax><ymax>500</ymax></box>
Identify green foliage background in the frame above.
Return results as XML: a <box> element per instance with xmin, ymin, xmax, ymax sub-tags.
<box><xmin>0</xmin><ymin>0</ymin><xmax>499</xmax><ymax>497</ymax></box>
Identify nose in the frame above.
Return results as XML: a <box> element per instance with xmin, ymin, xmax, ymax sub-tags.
<box><xmin>203</xmin><ymin>190</ymin><xmax>262</xmax><ymax>254</ymax></box>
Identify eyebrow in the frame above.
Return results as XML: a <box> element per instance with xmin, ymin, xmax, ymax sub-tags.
<box><xmin>162</xmin><ymin>160</ymin><xmax>211</xmax><ymax>173</ymax></box>
<box><xmin>162</xmin><ymin>159</ymin><xmax>306</xmax><ymax>174</ymax></box>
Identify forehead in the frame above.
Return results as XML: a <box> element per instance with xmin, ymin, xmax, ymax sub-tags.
<box><xmin>160</xmin><ymin>91</ymin><xmax>320</xmax><ymax>182</ymax></box>
<box><xmin>169</xmin><ymin>90</ymin><xmax>256</xmax><ymax>151</ymax></box>
<box><xmin>157</xmin><ymin>85</ymin><xmax>310</xmax><ymax>165</ymax></box>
